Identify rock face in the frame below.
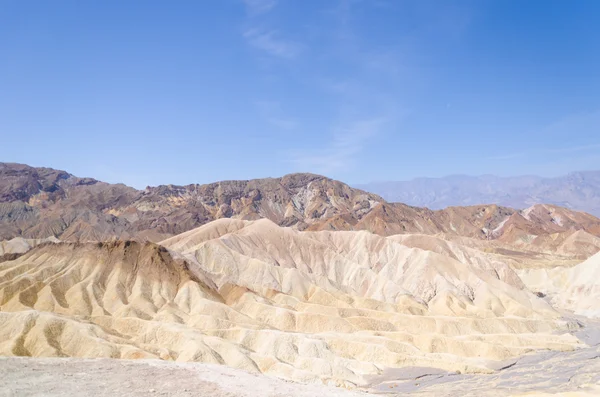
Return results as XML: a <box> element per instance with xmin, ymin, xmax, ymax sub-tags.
<box><xmin>0</xmin><ymin>163</ymin><xmax>139</xmax><ymax>242</ymax></box>
<box><xmin>0</xmin><ymin>163</ymin><xmax>381</xmax><ymax>241</ymax></box>
<box><xmin>2</xmin><ymin>162</ymin><xmax>600</xmax><ymax>246</ymax></box>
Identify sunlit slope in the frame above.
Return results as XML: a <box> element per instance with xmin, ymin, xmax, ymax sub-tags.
<box><xmin>0</xmin><ymin>220</ymin><xmax>584</xmax><ymax>387</ymax></box>
<box><xmin>0</xmin><ymin>236</ymin><xmax>59</xmax><ymax>256</ymax></box>
<box><xmin>162</xmin><ymin>219</ymin><xmax>559</xmax><ymax>318</ymax></box>
<box><xmin>518</xmin><ymin>251</ymin><xmax>600</xmax><ymax>318</ymax></box>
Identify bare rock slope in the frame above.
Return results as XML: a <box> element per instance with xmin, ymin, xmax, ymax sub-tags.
<box><xmin>0</xmin><ymin>220</ymin><xmax>586</xmax><ymax>387</ymax></box>
<box><xmin>2</xmin><ymin>163</ymin><xmax>600</xmax><ymax>248</ymax></box>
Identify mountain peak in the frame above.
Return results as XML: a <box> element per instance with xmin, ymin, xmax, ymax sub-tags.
<box><xmin>1</xmin><ymin>163</ymin><xmax>599</xmax><ymax>244</ymax></box>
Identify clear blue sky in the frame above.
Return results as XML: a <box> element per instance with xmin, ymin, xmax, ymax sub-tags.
<box><xmin>1</xmin><ymin>0</ymin><xmax>599</xmax><ymax>188</ymax></box>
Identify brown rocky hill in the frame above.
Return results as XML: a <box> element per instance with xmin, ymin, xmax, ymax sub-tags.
<box><xmin>1</xmin><ymin>162</ymin><xmax>600</xmax><ymax>244</ymax></box>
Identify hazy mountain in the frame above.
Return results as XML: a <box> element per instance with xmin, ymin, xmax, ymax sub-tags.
<box><xmin>2</xmin><ymin>162</ymin><xmax>600</xmax><ymax>244</ymax></box>
<box><xmin>357</xmin><ymin>171</ymin><xmax>600</xmax><ymax>216</ymax></box>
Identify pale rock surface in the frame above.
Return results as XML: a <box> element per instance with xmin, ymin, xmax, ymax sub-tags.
<box><xmin>0</xmin><ymin>236</ymin><xmax>59</xmax><ymax>256</ymax></box>
<box><xmin>519</xmin><ymin>251</ymin><xmax>600</xmax><ymax>318</ymax></box>
<box><xmin>0</xmin><ymin>218</ymin><xmax>587</xmax><ymax>389</ymax></box>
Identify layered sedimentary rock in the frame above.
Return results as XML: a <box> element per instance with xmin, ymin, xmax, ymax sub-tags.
<box><xmin>0</xmin><ymin>219</ymin><xmax>585</xmax><ymax>387</ymax></box>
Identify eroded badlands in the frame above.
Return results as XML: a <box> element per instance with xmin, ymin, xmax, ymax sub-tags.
<box><xmin>2</xmin><ymin>218</ymin><xmax>599</xmax><ymax>395</ymax></box>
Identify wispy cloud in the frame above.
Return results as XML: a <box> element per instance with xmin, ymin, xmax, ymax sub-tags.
<box><xmin>265</xmin><ymin>117</ymin><xmax>297</xmax><ymax>130</ymax></box>
<box><xmin>486</xmin><ymin>144</ymin><xmax>600</xmax><ymax>162</ymax></box>
<box><xmin>243</xmin><ymin>29</ymin><xmax>301</xmax><ymax>59</ymax></box>
<box><xmin>542</xmin><ymin>143</ymin><xmax>600</xmax><ymax>154</ymax></box>
<box><xmin>283</xmin><ymin>1</ymin><xmax>415</xmax><ymax>176</ymax></box>
<box><xmin>242</xmin><ymin>0</ymin><xmax>278</xmax><ymax>16</ymax></box>
<box><xmin>241</xmin><ymin>0</ymin><xmax>301</xmax><ymax>59</ymax></box>
<box><xmin>254</xmin><ymin>100</ymin><xmax>297</xmax><ymax>130</ymax></box>
<box><xmin>240</xmin><ymin>0</ymin><xmax>420</xmax><ymax>177</ymax></box>
<box><xmin>487</xmin><ymin>152</ymin><xmax>526</xmax><ymax>161</ymax></box>
<box><xmin>487</xmin><ymin>108</ymin><xmax>600</xmax><ymax>164</ymax></box>
<box><xmin>291</xmin><ymin>117</ymin><xmax>389</xmax><ymax>174</ymax></box>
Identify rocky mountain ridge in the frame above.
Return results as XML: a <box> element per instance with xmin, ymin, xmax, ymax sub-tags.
<box><xmin>2</xmin><ymin>162</ymin><xmax>600</xmax><ymax>245</ymax></box>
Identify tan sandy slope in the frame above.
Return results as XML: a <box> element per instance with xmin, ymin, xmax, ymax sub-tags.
<box><xmin>518</xmin><ymin>251</ymin><xmax>600</xmax><ymax>318</ymax></box>
<box><xmin>0</xmin><ymin>219</ymin><xmax>586</xmax><ymax>388</ymax></box>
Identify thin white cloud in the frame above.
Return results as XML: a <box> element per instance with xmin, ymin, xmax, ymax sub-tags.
<box><xmin>266</xmin><ymin>117</ymin><xmax>297</xmax><ymax>130</ymax></box>
<box><xmin>486</xmin><ymin>109</ymin><xmax>600</xmax><ymax>163</ymax></box>
<box><xmin>242</xmin><ymin>0</ymin><xmax>278</xmax><ymax>16</ymax></box>
<box><xmin>243</xmin><ymin>1</ymin><xmax>412</xmax><ymax>177</ymax></box>
<box><xmin>542</xmin><ymin>143</ymin><xmax>600</xmax><ymax>154</ymax></box>
<box><xmin>291</xmin><ymin>117</ymin><xmax>389</xmax><ymax>174</ymax></box>
<box><xmin>254</xmin><ymin>100</ymin><xmax>298</xmax><ymax>130</ymax></box>
<box><xmin>487</xmin><ymin>152</ymin><xmax>526</xmax><ymax>161</ymax></box>
<box><xmin>486</xmin><ymin>144</ymin><xmax>600</xmax><ymax>162</ymax></box>
<box><xmin>254</xmin><ymin>100</ymin><xmax>280</xmax><ymax>113</ymax></box>
<box><xmin>243</xmin><ymin>29</ymin><xmax>301</xmax><ymax>59</ymax></box>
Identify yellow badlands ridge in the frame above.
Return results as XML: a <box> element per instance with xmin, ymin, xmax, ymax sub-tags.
<box><xmin>0</xmin><ymin>218</ymin><xmax>592</xmax><ymax>388</ymax></box>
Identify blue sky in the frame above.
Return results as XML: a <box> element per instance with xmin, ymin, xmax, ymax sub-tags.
<box><xmin>1</xmin><ymin>0</ymin><xmax>599</xmax><ymax>188</ymax></box>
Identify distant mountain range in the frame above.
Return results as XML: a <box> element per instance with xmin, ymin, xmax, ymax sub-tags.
<box><xmin>2</xmin><ymin>163</ymin><xmax>600</xmax><ymax>247</ymax></box>
<box><xmin>357</xmin><ymin>171</ymin><xmax>600</xmax><ymax>216</ymax></box>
